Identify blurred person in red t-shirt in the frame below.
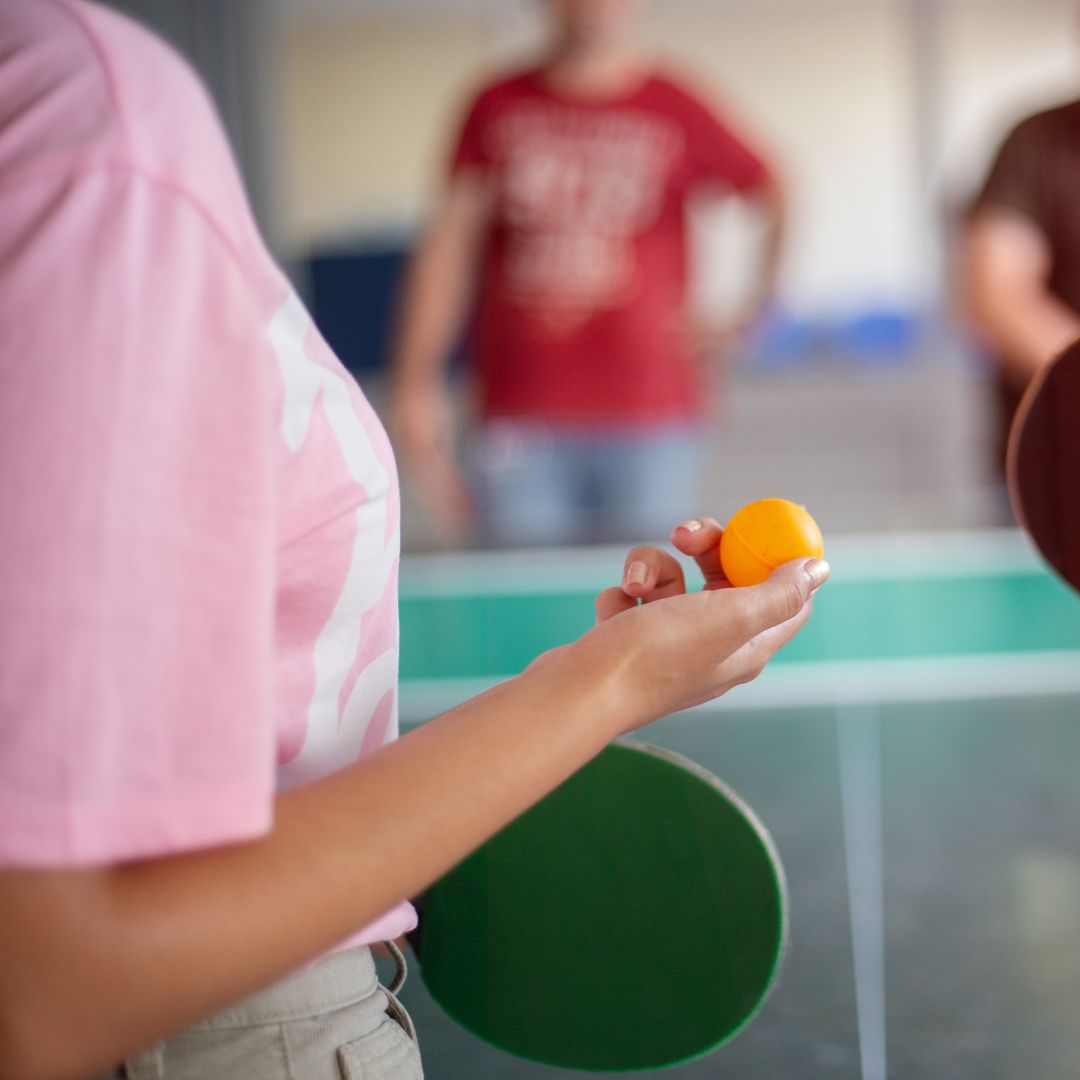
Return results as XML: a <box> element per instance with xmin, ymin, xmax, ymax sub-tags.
<box><xmin>390</xmin><ymin>0</ymin><xmax>785</xmax><ymax>547</ymax></box>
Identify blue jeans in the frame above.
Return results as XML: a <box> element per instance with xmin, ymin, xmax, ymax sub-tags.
<box><xmin>469</xmin><ymin>419</ymin><xmax>704</xmax><ymax>547</ymax></box>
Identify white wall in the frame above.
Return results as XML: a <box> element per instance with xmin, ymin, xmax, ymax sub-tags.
<box><xmin>633</xmin><ymin>2</ymin><xmax>921</xmax><ymax>316</ymax></box>
<box><xmin>275</xmin><ymin>0</ymin><xmax>1079</xmax><ymax>317</ymax></box>
<box><xmin>941</xmin><ymin>0</ymin><xmax>1078</xmax><ymax>200</ymax></box>
<box><xmin>278</xmin><ymin>13</ymin><xmax>493</xmax><ymax>243</ymax></box>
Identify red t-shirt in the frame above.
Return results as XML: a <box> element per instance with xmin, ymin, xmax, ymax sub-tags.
<box><xmin>450</xmin><ymin>68</ymin><xmax>772</xmax><ymax>426</ymax></box>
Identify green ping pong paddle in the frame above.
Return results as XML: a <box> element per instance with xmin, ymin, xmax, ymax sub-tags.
<box><xmin>413</xmin><ymin>739</ymin><xmax>788</xmax><ymax>1072</ymax></box>
<box><xmin>1008</xmin><ymin>339</ymin><xmax>1080</xmax><ymax>594</ymax></box>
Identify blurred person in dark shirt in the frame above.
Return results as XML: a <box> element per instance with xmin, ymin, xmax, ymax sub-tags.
<box><xmin>389</xmin><ymin>0</ymin><xmax>784</xmax><ymax>547</ymax></box>
<box><xmin>961</xmin><ymin>101</ymin><xmax>1080</xmax><ymax>478</ymax></box>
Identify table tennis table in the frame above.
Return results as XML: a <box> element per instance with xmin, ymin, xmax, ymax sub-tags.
<box><xmin>393</xmin><ymin>529</ymin><xmax>1080</xmax><ymax>1080</ymax></box>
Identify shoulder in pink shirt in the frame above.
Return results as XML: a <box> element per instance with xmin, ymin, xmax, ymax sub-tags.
<box><xmin>0</xmin><ymin>0</ymin><xmax>413</xmax><ymax>944</ymax></box>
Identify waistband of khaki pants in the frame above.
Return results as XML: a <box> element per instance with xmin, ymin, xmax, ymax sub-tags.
<box><xmin>188</xmin><ymin>946</ymin><xmax>380</xmax><ymax>1030</ymax></box>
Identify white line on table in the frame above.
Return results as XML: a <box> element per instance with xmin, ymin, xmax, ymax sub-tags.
<box><xmin>398</xmin><ymin>650</ymin><xmax>1080</xmax><ymax>724</ymax></box>
<box><xmin>839</xmin><ymin>704</ymin><xmax>887</xmax><ymax>1080</ymax></box>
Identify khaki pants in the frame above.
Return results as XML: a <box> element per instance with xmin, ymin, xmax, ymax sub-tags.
<box><xmin>95</xmin><ymin>945</ymin><xmax>422</xmax><ymax>1080</ymax></box>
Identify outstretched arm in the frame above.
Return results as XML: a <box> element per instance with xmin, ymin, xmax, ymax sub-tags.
<box><xmin>0</xmin><ymin>525</ymin><xmax>826</xmax><ymax>1080</ymax></box>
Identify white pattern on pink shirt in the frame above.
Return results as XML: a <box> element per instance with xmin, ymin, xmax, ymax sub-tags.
<box><xmin>0</xmin><ymin>0</ymin><xmax>415</xmax><ymax>945</ymax></box>
<box><xmin>270</xmin><ymin>292</ymin><xmax>401</xmax><ymax>789</ymax></box>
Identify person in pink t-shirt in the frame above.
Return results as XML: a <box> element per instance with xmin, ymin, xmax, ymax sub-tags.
<box><xmin>390</xmin><ymin>0</ymin><xmax>784</xmax><ymax>547</ymax></box>
<box><xmin>0</xmin><ymin>3</ymin><xmax>825</xmax><ymax>1077</ymax></box>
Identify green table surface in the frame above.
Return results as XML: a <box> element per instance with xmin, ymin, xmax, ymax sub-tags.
<box><xmin>399</xmin><ymin>530</ymin><xmax>1080</xmax><ymax>717</ymax></box>
<box><xmin>392</xmin><ymin>531</ymin><xmax>1080</xmax><ymax>1079</ymax></box>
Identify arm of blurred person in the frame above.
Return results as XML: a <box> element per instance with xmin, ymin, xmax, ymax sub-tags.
<box><xmin>0</xmin><ymin>526</ymin><xmax>827</xmax><ymax>1080</ymax></box>
<box><xmin>388</xmin><ymin>173</ymin><xmax>495</xmax><ymax>542</ymax></box>
<box><xmin>687</xmin><ymin>172</ymin><xmax>787</xmax><ymax>366</ymax></box>
<box><xmin>961</xmin><ymin>207</ymin><xmax>1080</xmax><ymax>387</ymax></box>
<box><xmin>744</xmin><ymin>171</ymin><xmax>786</xmax><ymax>323</ymax></box>
<box><xmin>677</xmin><ymin>76</ymin><xmax>786</xmax><ymax>368</ymax></box>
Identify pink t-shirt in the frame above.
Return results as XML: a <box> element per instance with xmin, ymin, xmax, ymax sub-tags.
<box><xmin>0</xmin><ymin>0</ymin><xmax>414</xmax><ymax>944</ymax></box>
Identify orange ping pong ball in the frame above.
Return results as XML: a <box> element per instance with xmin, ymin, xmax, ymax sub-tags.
<box><xmin>719</xmin><ymin>498</ymin><xmax>824</xmax><ymax>587</ymax></box>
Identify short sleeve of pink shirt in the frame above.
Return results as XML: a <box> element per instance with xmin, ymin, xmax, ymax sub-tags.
<box><xmin>0</xmin><ymin>0</ymin><xmax>415</xmax><ymax>943</ymax></box>
<box><xmin>0</xmin><ymin>163</ymin><xmax>279</xmax><ymax>865</ymax></box>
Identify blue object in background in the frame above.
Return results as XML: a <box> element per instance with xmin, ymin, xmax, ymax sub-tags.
<box><xmin>829</xmin><ymin>309</ymin><xmax>923</xmax><ymax>369</ymax></box>
<box><xmin>743</xmin><ymin>310</ymin><xmax>822</xmax><ymax>372</ymax></box>
<box><xmin>306</xmin><ymin>246</ymin><xmax>925</xmax><ymax>379</ymax></box>
<box><xmin>745</xmin><ymin>307</ymin><xmax>924</xmax><ymax>373</ymax></box>
<box><xmin>307</xmin><ymin>246</ymin><xmax>409</xmax><ymax>373</ymax></box>
<box><xmin>306</xmin><ymin>242</ymin><xmax>469</xmax><ymax>376</ymax></box>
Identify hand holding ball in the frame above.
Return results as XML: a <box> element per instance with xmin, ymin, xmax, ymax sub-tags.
<box><xmin>719</xmin><ymin>499</ymin><xmax>824</xmax><ymax>587</ymax></box>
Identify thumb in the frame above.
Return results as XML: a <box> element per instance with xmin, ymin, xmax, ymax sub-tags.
<box><xmin>730</xmin><ymin>557</ymin><xmax>830</xmax><ymax>638</ymax></box>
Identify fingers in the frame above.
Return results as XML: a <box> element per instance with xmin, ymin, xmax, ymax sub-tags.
<box><xmin>736</xmin><ymin>593</ymin><xmax>815</xmax><ymax>671</ymax></box>
<box><xmin>596</xmin><ymin>586</ymin><xmax>637</xmax><ymax>623</ymax></box>
<box><xmin>693</xmin><ymin>557</ymin><xmax>827</xmax><ymax>695</ymax></box>
<box><xmin>669</xmin><ymin>518</ymin><xmax>729</xmax><ymax>588</ymax></box>
<box><xmin>620</xmin><ymin>546</ymin><xmax>687</xmax><ymax>602</ymax></box>
<box><xmin>722</xmin><ymin>587</ymin><xmax>819</xmax><ymax>692</ymax></box>
<box><xmin>717</xmin><ymin>557</ymin><xmax>830</xmax><ymax>640</ymax></box>
<box><xmin>597</xmin><ymin>544</ymin><xmax>691</xmax><ymax>623</ymax></box>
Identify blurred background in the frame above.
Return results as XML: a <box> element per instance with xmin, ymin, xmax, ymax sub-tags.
<box><xmin>105</xmin><ymin>0</ymin><xmax>1078</xmax><ymax>550</ymax></box>
<box><xmin>89</xmin><ymin>5</ymin><xmax>1080</xmax><ymax>1077</ymax></box>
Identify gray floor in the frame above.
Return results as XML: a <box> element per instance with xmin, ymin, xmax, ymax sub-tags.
<box><xmin>392</xmin><ymin>694</ymin><xmax>1080</xmax><ymax>1079</ymax></box>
